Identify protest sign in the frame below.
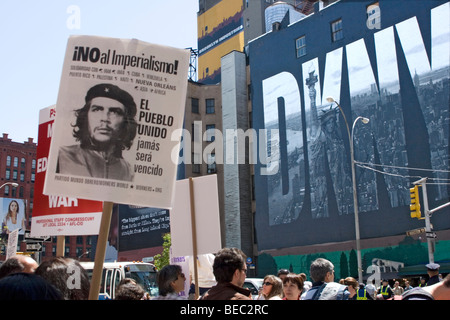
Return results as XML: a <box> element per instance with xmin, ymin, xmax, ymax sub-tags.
<box><xmin>44</xmin><ymin>36</ymin><xmax>190</xmax><ymax>209</ymax></box>
<box><xmin>170</xmin><ymin>175</ymin><xmax>221</xmax><ymax>299</ymax></box>
<box><xmin>6</xmin><ymin>228</ymin><xmax>19</xmax><ymax>259</ymax></box>
<box><xmin>30</xmin><ymin>106</ymin><xmax>103</xmax><ymax>237</ymax></box>
<box><xmin>169</xmin><ymin>175</ymin><xmax>221</xmax><ymax>257</ymax></box>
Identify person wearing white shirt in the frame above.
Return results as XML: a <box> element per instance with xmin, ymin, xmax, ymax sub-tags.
<box><xmin>189</xmin><ymin>253</ymin><xmax>217</xmax><ymax>298</ymax></box>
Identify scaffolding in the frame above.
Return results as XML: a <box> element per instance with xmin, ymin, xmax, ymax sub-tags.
<box><xmin>187</xmin><ymin>47</ymin><xmax>198</xmax><ymax>82</ymax></box>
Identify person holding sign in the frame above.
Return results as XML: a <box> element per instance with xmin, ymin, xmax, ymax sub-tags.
<box><xmin>56</xmin><ymin>83</ymin><xmax>137</xmax><ymax>181</ymax></box>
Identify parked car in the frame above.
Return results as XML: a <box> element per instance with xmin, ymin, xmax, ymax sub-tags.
<box><xmin>244</xmin><ymin>278</ymin><xmax>263</xmax><ymax>299</ymax></box>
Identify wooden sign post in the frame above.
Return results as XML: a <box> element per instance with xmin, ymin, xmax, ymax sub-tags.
<box><xmin>170</xmin><ymin>175</ymin><xmax>222</xmax><ymax>299</ymax></box>
<box><xmin>189</xmin><ymin>178</ymin><xmax>200</xmax><ymax>299</ymax></box>
<box><xmin>55</xmin><ymin>236</ymin><xmax>65</xmax><ymax>257</ymax></box>
<box><xmin>88</xmin><ymin>201</ymin><xmax>114</xmax><ymax>300</ymax></box>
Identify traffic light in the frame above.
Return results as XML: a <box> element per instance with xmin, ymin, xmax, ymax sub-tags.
<box><xmin>410</xmin><ymin>185</ymin><xmax>421</xmax><ymax>219</ymax></box>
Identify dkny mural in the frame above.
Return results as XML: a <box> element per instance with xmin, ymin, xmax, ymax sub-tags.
<box><xmin>251</xmin><ymin>1</ymin><xmax>449</xmax><ymax>250</ymax></box>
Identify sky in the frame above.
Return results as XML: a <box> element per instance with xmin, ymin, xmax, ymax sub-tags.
<box><xmin>0</xmin><ymin>0</ymin><xmax>199</xmax><ymax>144</ymax></box>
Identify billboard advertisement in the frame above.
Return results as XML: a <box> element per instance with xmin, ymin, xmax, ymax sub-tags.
<box><xmin>1</xmin><ymin>198</ymin><xmax>26</xmax><ymax>236</ymax></box>
<box><xmin>118</xmin><ymin>205</ymin><xmax>170</xmax><ymax>252</ymax></box>
<box><xmin>250</xmin><ymin>1</ymin><xmax>450</xmax><ymax>251</ymax></box>
<box><xmin>197</xmin><ymin>0</ymin><xmax>244</xmax><ymax>84</ymax></box>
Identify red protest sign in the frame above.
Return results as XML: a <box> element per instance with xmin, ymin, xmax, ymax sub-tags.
<box><xmin>30</xmin><ymin>106</ymin><xmax>103</xmax><ymax>236</ymax></box>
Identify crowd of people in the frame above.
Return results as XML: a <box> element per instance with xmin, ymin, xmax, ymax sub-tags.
<box><xmin>0</xmin><ymin>250</ymin><xmax>449</xmax><ymax>301</ymax></box>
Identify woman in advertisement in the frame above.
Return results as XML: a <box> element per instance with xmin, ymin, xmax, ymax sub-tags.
<box><xmin>2</xmin><ymin>200</ymin><xmax>25</xmax><ymax>234</ymax></box>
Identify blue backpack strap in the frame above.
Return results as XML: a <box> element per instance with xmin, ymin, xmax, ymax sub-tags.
<box><xmin>336</xmin><ymin>284</ymin><xmax>350</xmax><ymax>300</ymax></box>
<box><xmin>311</xmin><ymin>283</ymin><xmax>327</xmax><ymax>300</ymax></box>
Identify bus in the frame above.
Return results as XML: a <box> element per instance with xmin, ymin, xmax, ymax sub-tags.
<box><xmin>81</xmin><ymin>261</ymin><xmax>158</xmax><ymax>300</ymax></box>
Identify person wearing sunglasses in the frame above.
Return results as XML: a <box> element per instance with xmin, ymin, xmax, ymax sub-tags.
<box><xmin>152</xmin><ymin>264</ymin><xmax>187</xmax><ymax>300</ymax></box>
<box><xmin>257</xmin><ymin>275</ymin><xmax>283</xmax><ymax>300</ymax></box>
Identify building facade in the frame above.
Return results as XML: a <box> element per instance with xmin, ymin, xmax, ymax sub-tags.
<box><xmin>197</xmin><ymin>0</ymin><xmax>321</xmax><ymax>84</ymax></box>
<box><xmin>249</xmin><ymin>0</ymin><xmax>450</xmax><ymax>278</ymax></box>
<box><xmin>0</xmin><ymin>133</ymin><xmax>37</xmax><ymax>234</ymax></box>
<box><xmin>0</xmin><ymin>133</ymin><xmax>93</xmax><ymax>262</ymax></box>
<box><xmin>194</xmin><ymin>0</ymin><xmax>337</xmax><ymax>269</ymax></box>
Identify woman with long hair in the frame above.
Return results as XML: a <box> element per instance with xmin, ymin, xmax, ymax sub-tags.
<box><xmin>2</xmin><ymin>200</ymin><xmax>24</xmax><ymax>234</ymax></box>
<box><xmin>257</xmin><ymin>275</ymin><xmax>283</xmax><ymax>300</ymax></box>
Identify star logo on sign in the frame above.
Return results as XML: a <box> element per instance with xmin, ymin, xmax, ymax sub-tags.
<box><xmin>104</xmin><ymin>87</ymin><xmax>110</xmax><ymax>93</ymax></box>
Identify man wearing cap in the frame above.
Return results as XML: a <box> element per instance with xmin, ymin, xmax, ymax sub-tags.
<box><xmin>57</xmin><ymin>83</ymin><xmax>137</xmax><ymax>181</ymax></box>
<box><xmin>426</xmin><ymin>263</ymin><xmax>441</xmax><ymax>286</ymax></box>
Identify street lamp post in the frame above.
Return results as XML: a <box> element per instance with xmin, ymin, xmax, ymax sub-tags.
<box><xmin>0</xmin><ymin>182</ymin><xmax>19</xmax><ymax>190</ymax></box>
<box><xmin>327</xmin><ymin>97</ymin><xmax>369</xmax><ymax>283</ymax></box>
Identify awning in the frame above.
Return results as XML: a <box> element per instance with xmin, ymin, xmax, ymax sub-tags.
<box><xmin>397</xmin><ymin>262</ymin><xmax>450</xmax><ymax>277</ymax></box>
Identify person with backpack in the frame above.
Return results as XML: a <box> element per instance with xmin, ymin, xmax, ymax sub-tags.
<box><xmin>301</xmin><ymin>258</ymin><xmax>350</xmax><ymax>300</ymax></box>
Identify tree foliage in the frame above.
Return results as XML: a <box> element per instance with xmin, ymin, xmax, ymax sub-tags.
<box><xmin>153</xmin><ymin>233</ymin><xmax>171</xmax><ymax>270</ymax></box>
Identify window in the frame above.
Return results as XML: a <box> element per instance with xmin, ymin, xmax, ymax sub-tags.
<box><xmin>13</xmin><ymin>157</ymin><xmax>18</xmax><ymax>167</ymax></box>
<box><xmin>32</xmin><ymin>159</ymin><xmax>36</xmax><ymax>170</ymax></box>
<box><xmin>191</xmin><ymin>98</ymin><xmax>199</xmax><ymax>114</ymax></box>
<box><xmin>4</xmin><ymin>185</ymin><xmax>9</xmax><ymax>196</ymax></box>
<box><xmin>206</xmin><ymin>124</ymin><xmax>215</xmax><ymax>142</ymax></box>
<box><xmin>367</xmin><ymin>2</ymin><xmax>379</xmax><ymax>19</ymax></box>
<box><xmin>20</xmin><ymin>171</ymin><xmax>25</xmax><ymax>182</ymax></box>
<box><xmin>207</xmin><ymin>153</ymin><xmax>216</xmax><ymax>174</ymax></box>
<box><xmin>21</xmin><ymin>157</ymin><xmax>26</xmax><ymax>168</ymax></box>
<box><xmin>13</xmin><ymin>170</ymin><xmax>18</xmax><ymax>181</ymax></box>
<box><xmin>331</xmin><ymin>19</ymin><xmax>343</xmax><ymax>42</ymax></box>
<box><xmin>6</xmin><ymin>156</ymin><xmax>11</xmax><ymax>166</ymax></box>
<box><xmin>19</xmin><ymin>186</ymin><xmax>24</xmax><ymax>198</ymax></box>
<box><xmin>296</xmin><ymin>36</ymin><xmax>307</xmax><ymax>58</ymax></box>
<box><xmin>5</xmin><ymin>169</ymin><xmax>10</xmax><ymax>180</ymax></box>
<box><xmin>206</xmin><ymin>99</ymin><xmax>215</xmax><ymax>114</ymax></box>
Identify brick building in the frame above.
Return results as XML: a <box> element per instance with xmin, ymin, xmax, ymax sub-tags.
<box><xmin>0</xmin><ymin>133</ymin><xmax>93</xmax><ymax>262</ymax></box>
